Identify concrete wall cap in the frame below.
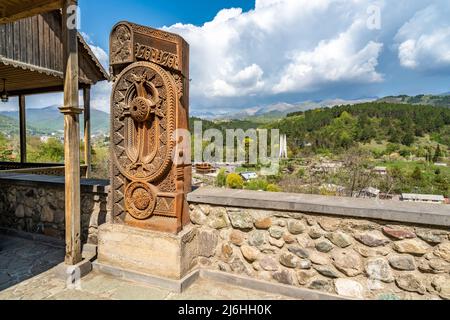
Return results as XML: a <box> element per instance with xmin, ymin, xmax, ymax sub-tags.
<box><xmin>187</xmin><ymin>187</ymin><xmax>450</xmax><ymax>227</ymax></box>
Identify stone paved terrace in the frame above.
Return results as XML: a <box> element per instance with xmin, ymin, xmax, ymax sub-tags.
<box><xmin>0</xmin><ymin>233</ymin><xmax>65</xmax><ymax>291</ymax></box>
<box><xmin>0</xmin><ymin>233</ymin><xmax>292</xmax><ymax>300</ymax></box>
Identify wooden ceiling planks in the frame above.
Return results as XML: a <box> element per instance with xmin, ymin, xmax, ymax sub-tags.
<box><xmin>0</xmin><ymin>63</ymin><xmax>62</xmax><ymax>94</ymax></box>
<box><xmin>0</xmin><ymin>10</ymin><xmax>109</xmax><ymax>96</ymax></box>
<box><xmin>0</xmin><ymin>0</ymin><xmax>62</xmax><ymax>24</ymax></box>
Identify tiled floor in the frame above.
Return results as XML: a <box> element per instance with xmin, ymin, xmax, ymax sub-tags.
<box><xmin>0</xmin><ymin>233</ymin><xmax>290</xmax><ymax>300</ymax></box>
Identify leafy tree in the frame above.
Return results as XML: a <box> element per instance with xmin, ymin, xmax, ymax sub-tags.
<box><xmin>389</xmin><ymin>166</ymin><xmax>403</xmax><ymax>179</ymax></box>
<box><xmin>401</xmin><ymin>131</ymin><xmax>415</xmax><ymax>146</ymax></box>
<box><xmin>28</xmin><ymin>138</ymin><xmax>64</xmax><ymax>163</ymax></box>
<box><xmin>0</xmin><ymin>133</ymin><xmax>14</xmax><ymax>161</ymax></box>
<box><xmin>434</xmin><ymin>171</ymin><xmax>445</xmax><ymax>184</ymax></box>
<box><xmin>410</xmin><ymin>166</ymin><xmax>423</xmax><ymax>182</ymax></box>
<box><xmin>386</xmin><ymin>143</ymin><xmax>400</xmax><ymax>155</ymax></box>
<box><xmin>433</xmin><ymin>144</ymin><xmax>442</xmax><ymax>163</ymax></box>
<box><xmin>339</xmin><ymin>146</ymin><xmax>371</xmax><ymax>196</ymax></box>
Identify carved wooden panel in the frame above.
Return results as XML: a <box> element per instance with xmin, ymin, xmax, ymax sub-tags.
<box><xmin>110</xmin><ymin>22</ymin><xmax>191</xmax><ymax>234</ymax></box>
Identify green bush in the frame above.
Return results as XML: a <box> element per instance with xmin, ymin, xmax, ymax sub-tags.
<box><xmin>245</xmin><ymin>179</ymin><xmax>268</xmax><ymax>191</ymax></box>
<box><xmin>266</xmin><ymin>184</ymin><xmax>281</xmax><ymax>192</ymax></box>
<box><xmin>386</xmin><ymin>143</ymin><xmax>400</xmax><ymax>154</ymax></box>
<box><xmin>226</xmin><ymin>173</ymin><xmax>244</xmax><ymax>189</ymax></box>
<box><xmin>216</xmin><ymin>168</ymin><xmax>227</xmax><ymax>187</ymax></box>
<box><xmin>296</xmin><ymin>168</ymin><xmax>306</xmax><ymax>178</ymax></box>
<box><xmin>399</xmin><ymin>146</ymin><xmax>413</xmax><ymax>157</ymax></box>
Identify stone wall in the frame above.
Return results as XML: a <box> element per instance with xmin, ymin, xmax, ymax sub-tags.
<box><xmin>188</xmin><ymin>189</ymin><xmax>450</xmax><ymax>300</ymax></box>
<box><xmin>0</xmin><ymin>176</ymin><xmax>108</xmax><ymax>245</ymax></box>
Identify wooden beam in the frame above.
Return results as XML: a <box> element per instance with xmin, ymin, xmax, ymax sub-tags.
<box><xmin>60</xmin><ymin>0</ymin><xmax>82</xmax><ymax>266</ymax></box>
<box><xmin>9</xmin><ymin>85</ymin><xmax>64</xmax><ymax>97</ymax></box>
<box><xmin>8</xmin><ymin>83</ymin><xmax>91</xmax><ymax>97</ymax></box>
<box><xmin>83</xmin><ymin>86</ymin><xmax>92</xmax><ymax>179</ymax></box>
<box><xmin>18</xmin><ymin>95</ymin><xmax>27</xmax><ymax>163</ymax></box>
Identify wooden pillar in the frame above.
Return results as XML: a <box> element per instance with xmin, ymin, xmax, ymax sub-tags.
<box><xmin>60</xmin><ymin>0</ymin><xmax>82</xmax><ymax>266</ymax></box>
<box><xmin>83</xmin><ymin>86</ymin><xmax>91</xmax><ymax>178</ymax></box>
<box><xmin>18</xmin><ymin>95</ymin><xmax>26</xmax><ymax>163</ymax></box>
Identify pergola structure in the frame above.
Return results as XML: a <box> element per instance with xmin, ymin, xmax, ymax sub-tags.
<box><xmin>0</xmin><ymin>0</ymin><xmax>109</xmax><ymax>265</ymax></box>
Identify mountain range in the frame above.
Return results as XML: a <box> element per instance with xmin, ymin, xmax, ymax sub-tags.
<box><xmin>1</xmin><ymin>94</ymin><xmax>449</xmax><ymax>137</ymax></box>
<box><xmin>376</xmin><ymin>94</ymin><xmax>450</xmax><ymax>108</ymax></box>
<box><xmin>194</xmin><ymin>94</ymin><xmax>450</xmax><ymax>121</ymax></box>
<box><xmin>191</xmin><ymin>98</ymin><xmax>377</xmax><ymax>121</ymax></box>
<box><xmin>236</xmin><ymin>99</ymin><xmax>378</xmax><ymax>121</ymax></box>
<box><xmin>0</xmin><ymin>105</ymin><xmax>110</xmax><ymax>136</ymax></box>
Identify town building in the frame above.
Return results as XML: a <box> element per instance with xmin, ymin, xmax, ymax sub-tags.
<box><xmin>359</xmin><ymin>187</ymin><xmax>381</xmax><ymax>198</ymax></box>
<box><xmin>373</xmin><ymin>166</ymin><xmax>388</xmax><ymax>175</ymax></box>
<box><xmin>434</xmin><ymin>163</ymin><xmax>448</xmax><ymax>167</ymax></box>
<box><xmin>400</xmin><ymin>193</ymin><xmax>445</xmax><ymax>204</ymax></box>
<box><xmin>240</xmin><ymin>172</ymin><xmax>258</xmax><ymax>181</ymax></box>
<box><xmin>311</xmin><ymin>161</ymin><xmax>343</xmax><ymax>174</ymax></box>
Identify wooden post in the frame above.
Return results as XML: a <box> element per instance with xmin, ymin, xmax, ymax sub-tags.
<box><xmin>19</xmin><ymin>95</ymin><xmax>27</xmax><ymax>163</ymax></box>
<box><xmin>83</xmin><ymin>86</ymin><xmax>91</xmax><ymax>178</ymax></box>
<box><xmin>60</xmin><ymin>0</ymin><xmax>82</xmax><ymax>266</ymax></box>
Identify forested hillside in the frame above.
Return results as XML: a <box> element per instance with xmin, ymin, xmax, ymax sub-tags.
<box><xmin>0</xmin><ymin>114</ymin><xmax>19</xmax><ymax>135</ymax></box>
<box><xmin>279</xmin><ymin>103</ymin><xmax>450</xmax><ymax>153</ymax></box>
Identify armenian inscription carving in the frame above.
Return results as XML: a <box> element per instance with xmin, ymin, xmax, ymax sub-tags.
<box><xmin>135</xmin><ymin>43</ymin><xmax>180</xmax><ymax>70</ymax></box>
<box><xmin>110</xmin><ymin>21</ymin><xmax>191</xmax><ymax>233</ymax></box>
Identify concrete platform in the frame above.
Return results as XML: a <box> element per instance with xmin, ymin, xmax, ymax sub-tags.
<box><xmin>97</xmin><ymin>223</ymin><xmax>198</xmax><ymax>280</ymax></box>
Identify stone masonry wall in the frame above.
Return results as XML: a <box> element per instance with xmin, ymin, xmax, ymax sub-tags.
<box><xmin>0</xmin><ymin>183</ymin><xmax>108</xmax><ymax>245</ymax></box>
<box><xmin>189</xmin><ymin>204</ymin><xmax>450</xmax><ymax>300</ymax></box>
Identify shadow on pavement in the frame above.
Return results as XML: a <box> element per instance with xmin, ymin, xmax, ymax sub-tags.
<box><xmin>0</xmin><ymin>233</ymin><xmax>65</xmax><ymax>291</ymax></box>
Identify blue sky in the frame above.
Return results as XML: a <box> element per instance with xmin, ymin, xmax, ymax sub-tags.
<box><xmin>79</xmin><ymin>0</ymin><xmax>255</xmax><ymax>50</ymax></box>
<box><xmin>3</xmin><ymin>0</ymin><xmax>450</xmax><ymax>114</ymax></box>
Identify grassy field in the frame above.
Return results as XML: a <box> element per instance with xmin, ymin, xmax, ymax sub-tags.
<box><xmin>374</xmin><ymin>160</ymin><xmax>450</xmax><ymax>175</ymax></box>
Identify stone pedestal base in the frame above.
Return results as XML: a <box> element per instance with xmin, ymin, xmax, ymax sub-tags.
<box><xmin>97</xmin><ymin>223</ymin><xmax>198</xmax><ymax>280</ymax></box>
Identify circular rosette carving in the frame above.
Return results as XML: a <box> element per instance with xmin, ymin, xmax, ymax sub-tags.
<box><xmin>124</xmin><ymin>182</ymin><xmax>157</xmax><ymax>220</ymax></box>
<box><xmin>111</xmin><ymin>62</ymin><xmax>177</xmax><ymax>182</ymax></box>
<box><xmin>130</xmin><ymin>96</ymin><xmax>153</xmax><ymax>122</ymax></box>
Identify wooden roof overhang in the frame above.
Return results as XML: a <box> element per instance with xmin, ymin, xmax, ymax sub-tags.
<box><xmin>0</xmin><ymin>0</ymin><xmax>62</xmax><ymax>24</ymax></box>
<box><xmin>0</xmin><ymin>10</ymin><xmax>109</xmax><ymax>96</ymax></box>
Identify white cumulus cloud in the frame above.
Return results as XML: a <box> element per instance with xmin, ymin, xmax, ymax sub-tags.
<box><xmin>19</xmin><ymin>0</ymin><xmax>448</xmax><ymax>113</ymax></box>
<box><xmin>164</xmin><ymin>0</ymin><xmax>392</xmax><ymax>106</ymax></box>
<box><xmin>273</xmin><ymin>22</ymin><xmax>384</xmax><ymax>93</ymax></box>
<box><xmin>395</xmin><ymin>5</ymin><xmax>450</xmax><ymax>71</ymax></box>
<box><xmin>80</xmin><ymin>31</ymin><xmax>111</xmax><ymax>112</ymax></box>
